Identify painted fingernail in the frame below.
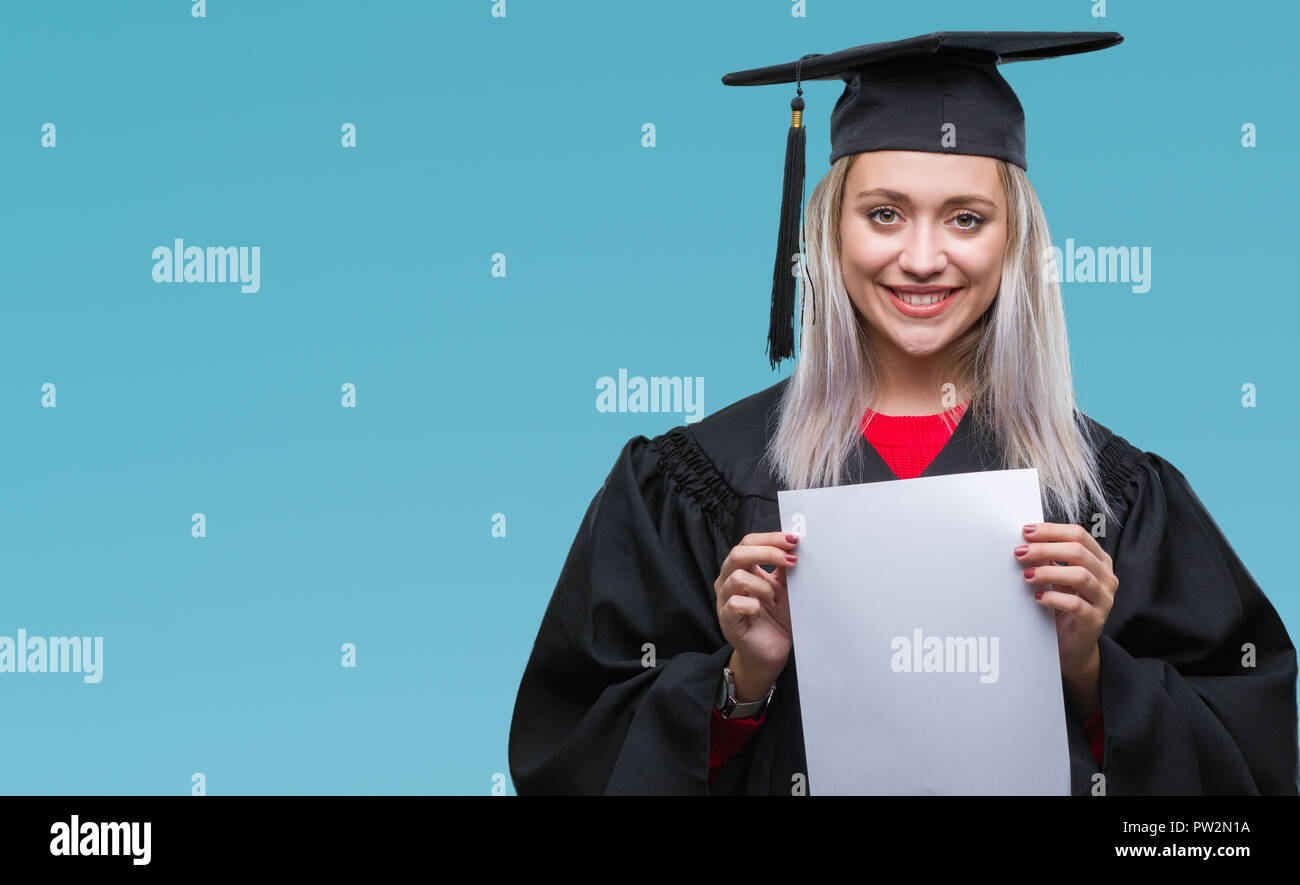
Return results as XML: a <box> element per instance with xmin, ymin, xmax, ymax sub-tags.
<box><xmin>1014</xmin><ymin>545</ymin><xmax>1029</xmax><ymax>556</ymax></box>
<box><xmin>1034</xmin><ymin>591</ymin><xmax>1044</xmax><ymax>599</ymax></box>
<box><xmin>1023</xmin><ymin>567</ymin><xmax>1035</xmax><ymax>579</ymax></box>
<box><xmin>786</xmin><ymin>554</ymin><xmax>798</xmax><ymax>563</ymax></box>
<box><xmin>785</xmin><ymin>534</ymin><xmax>799</xmax><ymax>544</ymax></box>
<box><xmin>1022</xmin><ymin>524</ymin><xmax>1036</xmax><ymax>535</ymax></box>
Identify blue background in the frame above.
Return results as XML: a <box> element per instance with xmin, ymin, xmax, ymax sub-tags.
<box><xmin>1</xmin><ymin>0</ymin><xmax>1295</xmax><ymax>794</ymax></box>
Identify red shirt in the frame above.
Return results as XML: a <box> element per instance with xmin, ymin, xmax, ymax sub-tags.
<box><xmin>708</xmin><ymin>400</ymin><xmax>1105</xmax><ymax>784</ymax></box>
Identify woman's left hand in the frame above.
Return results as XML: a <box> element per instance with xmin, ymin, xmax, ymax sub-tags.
<box><xmin>1014</xmin><ymin>522</ymin><xmax>1119</xmax><ymax>719</ymax></box>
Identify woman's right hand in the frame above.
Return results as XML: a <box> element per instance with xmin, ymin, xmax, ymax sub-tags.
<box><xmin>713</xmin><ymin>531</ymin><xmax>797</xmax><ymax>699</ymax></box>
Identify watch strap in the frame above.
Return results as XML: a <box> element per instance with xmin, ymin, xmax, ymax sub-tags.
<box><xmin>716</xmin><ymin>666</ymin><xmax>775</xmax><ymax>719</ymax></box>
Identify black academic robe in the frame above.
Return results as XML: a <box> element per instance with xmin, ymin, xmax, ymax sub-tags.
<box><xmin>508</xmin><ymin>377</ymin><xmax>1300</xmax><ymax>795</ymax></box>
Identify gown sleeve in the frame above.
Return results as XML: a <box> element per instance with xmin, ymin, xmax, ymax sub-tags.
<box><xmin>508</xmin><ymin>429</ymin><xmax>743</xmax><ymax>795</ymax></box>
<box><xmin>1093</xmin><ymin>448</ymin><xmax>1300</xmax><ymax>794</ymax></box>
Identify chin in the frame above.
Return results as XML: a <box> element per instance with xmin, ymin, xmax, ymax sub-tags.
<box><xmin>890</xmin><ymin>329</ymin><xmax>952</xmax><ymax>355</ymax></box>
<box><xmin>897</xmin><ymin>342</ymin><xmax>948</xmax><ymax>358</ymax></box>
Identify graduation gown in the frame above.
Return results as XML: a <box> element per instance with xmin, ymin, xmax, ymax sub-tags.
<box><xmin>508</xmin><ymin>377</ymin><xmax>1300</xmax><ymax>795</ymax></box>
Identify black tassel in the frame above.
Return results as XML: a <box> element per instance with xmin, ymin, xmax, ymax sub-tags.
<box><xmin>767</xmin><ymin>94</ymin><xmax>805</xmax><ymax>371</ymax></box>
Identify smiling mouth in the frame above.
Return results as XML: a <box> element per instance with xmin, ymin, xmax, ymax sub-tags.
<box><xmin>885</xmin><ymin>287</ymin><xmax>961</xmax><ymax>306</ymax></box>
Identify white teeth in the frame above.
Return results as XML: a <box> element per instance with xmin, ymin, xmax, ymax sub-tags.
<box><xmin>894</xmin><ymin>289</ymin><xmax>953</xmax><ymax>306</ymax></box>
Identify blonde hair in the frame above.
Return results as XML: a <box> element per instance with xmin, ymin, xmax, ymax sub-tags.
<box><xmin>760</xmin><ymin>152</ymin><xmax>1116</xmax><ymax>527</ymax></box>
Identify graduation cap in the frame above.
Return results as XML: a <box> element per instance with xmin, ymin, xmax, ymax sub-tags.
<box><xmin>721</xmin><ymin>30</ymin><xmax>1124</xmax><ymax>369</ymax></box>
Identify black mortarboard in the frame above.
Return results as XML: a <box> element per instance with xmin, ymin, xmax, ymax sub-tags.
<box><xmin>721</xmin><ymin>30</ymin><xmax>1124</xmax><ymax>369</ymax></box>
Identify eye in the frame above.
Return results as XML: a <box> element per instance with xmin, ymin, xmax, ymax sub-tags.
<box><xmin>952</xmin><ymin>211</ymin><xmax>987</xmax><ymax>231</ymax></box>
<box><xmin>866</xmin><ymin>206</ymin><xmax>901</xmax><ymax>225</ymax></box>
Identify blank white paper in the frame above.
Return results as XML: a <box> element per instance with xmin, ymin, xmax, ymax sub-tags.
<box><xmin>777</xmin><ymin>468</ymin><xmax>1071</xmax><ymax>795</ymax></box>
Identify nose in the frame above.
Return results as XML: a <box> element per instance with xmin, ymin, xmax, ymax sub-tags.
<box><xmin>896</xmin><ymin>222</ymin><xmax>949</xmax><ymax>279</ymax></box>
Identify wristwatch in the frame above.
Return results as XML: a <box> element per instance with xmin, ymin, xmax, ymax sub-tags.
<box><xmin>715</xmin><ymin>666</ymin><xmax>776</xmax><ymax>720</ymax></box>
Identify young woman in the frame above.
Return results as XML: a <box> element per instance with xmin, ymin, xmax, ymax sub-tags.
<box><xmin>508</xmin><ymin>32</ymin><xmax>1300</xmax><ymax>795</ymax></box>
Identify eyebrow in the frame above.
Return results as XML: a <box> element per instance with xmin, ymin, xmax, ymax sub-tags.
<box><xmin>853</xmin><ymin>187</ymin><xmax>999</xmax><ymax>210</ymax></box>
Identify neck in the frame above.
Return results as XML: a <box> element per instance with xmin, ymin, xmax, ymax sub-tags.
<box><xmin>867</xmin><ymin>335</ymin><xmax>968</xmax><ymax>416</ymax></box>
